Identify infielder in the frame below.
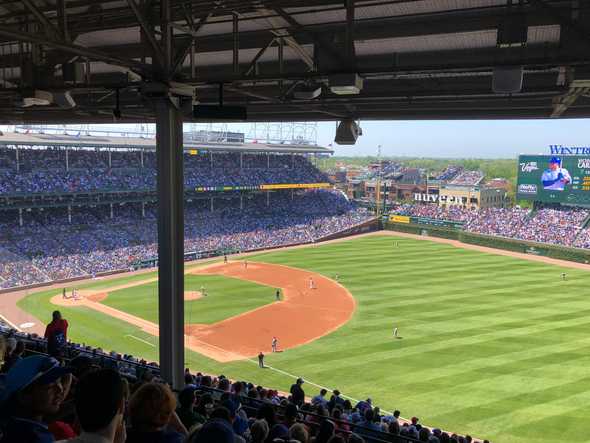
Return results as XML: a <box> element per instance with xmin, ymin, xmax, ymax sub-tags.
<box><xmin>309</xmin><ymin>277</ymin><xmax>316</xmax><ymax>290</ymax></box>
<box><xmin>272</xmin><ymin>336</ymin><xmax>278</xmax><ymax>352</ymax></box>
<box><xmin>542</xmin><ymin>156</ymin><xmax>571</xmax><ymax>191</ymax></box>
<box><xmin>275</xmin><ymin>289</ymin><xmax>281</xmax><ymax>301</ymax></box>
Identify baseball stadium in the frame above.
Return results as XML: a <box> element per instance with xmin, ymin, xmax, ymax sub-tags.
<box><xmin>1</xmin><ymin>2</ymin><xmax>590</xmax><ymax>443</ymax></box>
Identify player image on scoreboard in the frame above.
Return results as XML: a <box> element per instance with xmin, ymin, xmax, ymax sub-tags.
<box><xmin>541</xmin><ymin>156</ymin><xmax>571</xmax><ymax>191</ymax></box>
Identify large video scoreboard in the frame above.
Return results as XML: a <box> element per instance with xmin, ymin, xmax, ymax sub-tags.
<box><xmin>517</xmin><ymin>155</ymin><xmax>590</xmax><ymax>205</ymax></box>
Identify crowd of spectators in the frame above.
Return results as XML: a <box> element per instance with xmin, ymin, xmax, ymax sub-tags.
<box><xmin>391</xmin><ymin>203</ymin><xmax>590</xmax><ymax>248</ymax></box>
<box><xmin>0</xmin><ymin>190</ymin><xmax>373</xmax><ymax>288</ymax></box>
<box><xmin>434</xmin><ymin>167</ymin><xmax>462</xmax><ymax>181</ymax></box>
<box><xmin>0</xmin><ymin>326</ymin><xmax>489</xmax><ymax>443</ymax></box>
<box><xmin>448</xmin><ymin>171</ymin><xmax>484</xmax><ymax>187</ymax></box>
<box><xmin>0</xmin><ymin>148</ymin><xmax>328</xmax><ymax>194</ymax></box>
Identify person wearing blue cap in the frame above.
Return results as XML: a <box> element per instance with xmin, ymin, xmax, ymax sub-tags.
<box><xmin>0</xmin><ymin>355</ymin><xmax>72</xmax><ymax>443</ymax></box>
<box><xmin>542</xmin><ymin>156</ymin><xmax>571</xmax><ymax>191</ymax></box>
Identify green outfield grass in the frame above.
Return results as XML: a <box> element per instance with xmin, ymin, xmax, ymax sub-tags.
<box><xmin>18</xmin><ymin>235</ymin><xmax>590</xmax><ymax>443</ymax></box>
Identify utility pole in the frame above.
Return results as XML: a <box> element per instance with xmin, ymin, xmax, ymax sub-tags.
<box><xmin>375</xmin><ymin>144</ymin><xmax>382</xmax><ymax>217</ymax></box>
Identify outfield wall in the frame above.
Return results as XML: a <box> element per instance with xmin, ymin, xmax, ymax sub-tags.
<box><xmin>385</xmin><ymin>222</ymin><xmax>590</xmax><ymax>264</ymax></box>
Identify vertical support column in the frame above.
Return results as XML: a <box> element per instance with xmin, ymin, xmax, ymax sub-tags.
<box><xmin>142</xmin><ymin>202</ymin><xmax>145</xmax><ymax>218</ymax></box>
<box><xmin>155</xmin><ymin>99</ymin><xmax>185</xmax><ymax>389</ymax></box>
<box><xmin>240</xmin><ymin>195</ymin><xmax>243</xmax><ymax>210</ymax></box>
<box><xmin>240</xmin><ymin>152</ymin><xmax>243</xmax><ymax>169</ymax></box>
<box><xmin>68</xmin><ymin>205</ymin><xmax>72</xmax><ymax>224</ymax></box>
<box><xmin>291</xmin><ymin>189</ymin><xmax>294</xmax><ymax>201</ymax></box>
<box><xmin>15</xmin><ymin>146</ymin><xmax>20</xmax><ymax>172</ymax></box>
<box><xmin>291</xmin><ymin>153</ymin><xmax>294</xmax><ymax>169</ymax></box>
<box><xmin>210</xmin><ymin>152</ymin><xmax>213</xmax><ymax>168</ymax></box>
<box><xmin>210</xmin><ymin>197</ymin><xmax>214</xmax><ymax>212</ymax></box>
<box><xmin>19</xmin><ymin>208</ymin><xmax>23</xmax><ymax>227</ymax></box>
<box><xmin>65</xmin><ymin>148</ymin><xmax>69</xmax><ymax>171</ymax></box>
<box><xmin>266</xmin><ymin>191</ymin><xmax>270</xmax><ymax>207</ymax></box>
<box><xmin>233</xmin><ymin>13</ymin><xmax>239</xmax><ymax>75</ymax></box>
<box><xmin>141</xmin><ymin>150</ymin><xmax>144</xmax><ymax>168</ymax></box>
<box><xmin>267</xmin><ymin>153</ymin><xmax>270</xmax><ymax>168</ymax></box>
<box><xmin>109</xmin><ymin>150</ymin><xmax>112</xmax><ymax>168</ymax></box>
<box><xmin>110</xmin><ymin>203</ymin><xmax>114</xmax><ymax>219</ymax></box>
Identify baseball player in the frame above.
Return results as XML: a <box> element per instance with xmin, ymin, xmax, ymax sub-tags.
<box><xmin>224</xmin><ymin>254</ymin><xmax>228</xmax><ymax>264</ymax></box>
<box><xmin>272</xmin><ymin>336</ymin><xmax>278</xmax><ymax>352</ymax></box>
<box><xmin>393</xmin><ymin>327</ymin><xmax>398</xmax><ymax>338</ymax></box>
<box><xmin>309</xmin><ymin>277</ymin><xmax>315</xmax><ymax>290</ymax></box>
<box><xmin>541</xmin><ymin>156</ymin><xmax>571</xmax><ymax>191</ymax></box>
<box><xmin>258</xmin><ymin>351</ymin><xmax>265</xmax><ymax>368</ymax></box>
<box><xmin>244</xmin><ymin>260</ymin><xmax>248</xmax><ymax>269</ymax></box>
<box><xmin>561</xmin><ymin>272</ymin><xmax>567</xmax><ymax>281</ymax></box>
<box><xmin>275</xmin><ymin>289</ymin><xmax>281</xmax><ymax>301</ymax></box>
<box><xmin>200</xmin><ymin>285</ymin><xmax>207</xmax><ymax>296</ymax></box>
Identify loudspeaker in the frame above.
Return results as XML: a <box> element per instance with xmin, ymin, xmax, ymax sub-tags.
<box><xmin>335</xmin><ymin>119</ymin><xmax>361</xmax><ymax>145</ymax></box>
<box><xmin>193</xmin><ymin>105</ymin><xmax>247</xmax><ymax>121</ymax></box>
<box><xmin>62</xmin><ymin>63</ymin><xmax>85</xmax><ymax>84</ymax></box>
<box><xmin>492</xmin><ymin>66</ymin><xmax>523</xmax><ymax>93</ymax></box>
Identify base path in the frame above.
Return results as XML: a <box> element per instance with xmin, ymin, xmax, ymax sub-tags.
<box><xmin>46</xmin><ymin>262</ymin><xmax>355</xmax><ymax>362</ymax></box>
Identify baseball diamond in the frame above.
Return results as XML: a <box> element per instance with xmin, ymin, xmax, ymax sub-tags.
<box><xmin>3</xmin><ymin>233</ymin><xmax>588</xmax><ymax>443</ymax></box>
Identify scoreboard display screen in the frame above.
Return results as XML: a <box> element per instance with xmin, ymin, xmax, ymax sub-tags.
<box><xmin>517</xmin><ymin>155</ymin><xmax>590</xmax><ymax>205</ymax></box>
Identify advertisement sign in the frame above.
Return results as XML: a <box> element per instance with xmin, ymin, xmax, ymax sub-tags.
<box><xmin>195</xmin><ymin>183</ymin><xmax>331</xmax><ymax>192</ymax></box>
<box><xmin>260</xmin><ymin>183</ymin><xmax>331</xmax><ymax>190</ymax></box>
<box><xmin>389</xmin><ymin>215</ymin><xmax>410</xmax><ymax>224</ymax></box>
<box><xmin>517</xmin><ymin>155</ymin><xmax>590</xmax><ymax>204</ymax></box>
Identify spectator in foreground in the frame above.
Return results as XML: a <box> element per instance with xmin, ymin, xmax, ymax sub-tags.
<box><xmin>44</xmin><ymin>311</ymin><xmax>69</xmax><ymax>358</ymax></box>
<box><xmin>311</xmin><ymin>389</ymin><xmax>328</xmax><ymax>407</ymax></box>
<box><xmin>126</xmin><ymin>382</ymin><xmax>187</xmax><ymax>443</ymax></box>
<box><xmin>290</xmin><ymin>378</ymin><xmax>305</xmax><ymax>406</ymax></box>
<box><xmin>59</xmin><ymin>368</ymin><xmax>126</xmax><ymax>443</ymax></box>
<box><xmin>289</xmin><ymin>423</ymin><xmax>309</xmax><ymax>443</ymax></box>
<box><xmin>176</xmin><ymin>386</ymin><xmax>205</xmax><ymax>431</ymax></box>
<box><xmin>250</xmin><ymin>419</ymin><xmax>269</xmax><ymax>443</ymax></box>
<box><xmin>0</xmin><ymin>355</ymin><xmax>72</xmax><ymax>443</ymax></box>
<box><xmin>186</xmin><ymin>418</ymin><xmax>234</xmax><ymax>443</ymax></box>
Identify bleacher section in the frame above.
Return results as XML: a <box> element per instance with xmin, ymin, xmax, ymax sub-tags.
<box><xmin>0</xmin><ymin>326</ymin><xmax>485</xmax><ymax>443</ymax></box>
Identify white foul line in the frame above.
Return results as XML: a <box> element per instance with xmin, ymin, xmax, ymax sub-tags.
<box><xmin>125</xmin><ymin>334</ymin><xmax>156</xmax><ymax>347</ymax></box>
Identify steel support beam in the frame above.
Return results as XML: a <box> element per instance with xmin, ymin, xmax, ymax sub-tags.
<box><xmin>126</xmin><ymin>0</ymin><xmax>165</xmax><ymax>69</ymax></box>
<box><xmin>155</xmin><ymin>98</ymin><xmax>184</xmax><ymax>389</ymax></box>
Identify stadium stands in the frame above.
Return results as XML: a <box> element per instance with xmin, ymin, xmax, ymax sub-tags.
<box><xmin>391</xmin><ymin>204</ymin><xmax>590</xmax><ymax>249</ymax></box>
<box><xmin>0</xmin><ymin>189</ymin><xmax>372</xmax><ymax>289</ymax></box>
<box><xmin>0</xmin><ymin>148</ymin><xmax>326</xmax><ymax>194</ymax></box>
<box><xmin>0</xmin><ymin>326</ymin><xmax>486</xmax><ymax>443</ymax></box>
<box><xmin>448</xmin><ymin>171</ymin><xmax>484</xmax><ymax>186</ymax></box>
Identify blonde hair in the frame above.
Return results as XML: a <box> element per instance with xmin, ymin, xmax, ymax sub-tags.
<box><xmin>289</xmin><ymin>423</ymin><xmax>309</xmax><ymax>443</ymax></box>
<box><xmin>128</xmin><ymin>383</ymin><xmax>176</xmax><ymax>430</ymax></box>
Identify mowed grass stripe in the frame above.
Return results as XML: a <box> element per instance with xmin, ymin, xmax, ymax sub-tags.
<box><xmin>17</xmin><ymin>234</ymin><xmax>590</xmax><ymax>443</ymax></box>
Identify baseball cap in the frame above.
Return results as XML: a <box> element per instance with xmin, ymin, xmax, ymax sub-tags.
<box><xmin>0</xmin><ymin>355</ymin><xmax>72</xmax><ymax>404</ymax></box>
<box><xmin>550</xmin><ymin>156</ymin><xmax>561</xmax><ymax>164</ymax></box>
<box><xmin>197</xmin><ymin>419</ymin><xmax>235</xmax><ymax>443</ymax></box>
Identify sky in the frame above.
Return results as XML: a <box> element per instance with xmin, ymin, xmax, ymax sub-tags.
<box><xmin>315</xmin><ymin>119</ymin><xmax>590</xmax><ymax>158</ymax></box>
<box><xmin>9</xmin><ymin>118</ymin><xmax>590</xmax><ymax>159</ymax></box>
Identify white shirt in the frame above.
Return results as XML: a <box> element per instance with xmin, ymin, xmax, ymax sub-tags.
<box><xmin>541</xmin><ymin>167</ymin><xmax>571</xmax><ymax>190</ymax></box>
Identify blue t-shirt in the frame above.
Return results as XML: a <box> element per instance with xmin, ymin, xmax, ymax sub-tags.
<box><xmin>0</xmin><ymin>417</ymin><xmax>55</xmax><ymax>443</ymax></box>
